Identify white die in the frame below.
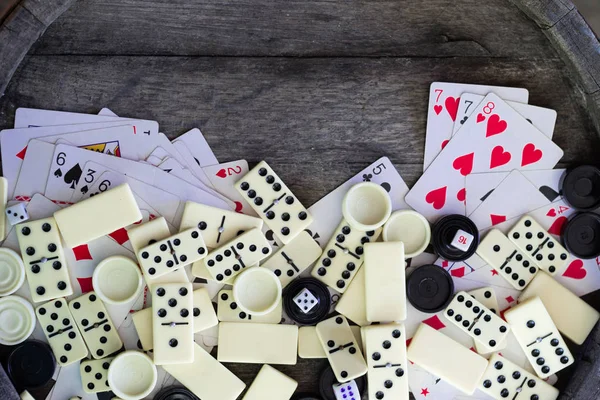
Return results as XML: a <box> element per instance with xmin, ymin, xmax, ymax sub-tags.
<box><xmin>450</xmin><ymin>229</ymin><xmax>474</xmax><ymax>252</ymax></box>
<box><xmin>333</xmin><ymin>380</ymin><xmax>360</xmax><ymax>400</ymax></box>
<box><xmin>5</xmin><ymin>203</ymin><xmax>29</xmax><ymax>226</ymax></box>
<box><xmin>293</xmin><ymin>288</ymin><xmax>318</xmax><ymax>314</ymax></box>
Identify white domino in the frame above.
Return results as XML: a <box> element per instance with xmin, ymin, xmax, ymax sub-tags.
<box><xmin>16</xmin><ymin>217</ymin><xmax>73</xmax><ymax>303</ymax></box>
<box><xmin>80</xmin><ymin>357</ymin><xmax>115</xmax><ymax>394</ymax></box>
<box><xmin>504</xmin><ymin>296</ymin><xmax>574</xmax><ymax>378</ymax></box>
<box><xmin>132</xmin><ymin>308</ymin><xmax>154</xmax><ymax>351</ymax></box>
<box><xmin>364</xmin><ymin>242</ymin><xmax>406</xmax><ymax>322</ymax></box>
<box><xmin>477</xmin><ymin>229</ymin><xmax>539</xmax><ymax>289</ymax></box>
<box><xmin>217</xmin><ymin>289</ymin><xmax>281</xmax><ymax>323</ymax></box>
<box><xmin>335</xmin><ymin>267</ymin><xmax>370</xmax><ymax>326</ymax></box>
<box><xmin>467</xmin><ymin>287</ymin><xmax>506</xmax><ymax>354</ymax></box>
<box><xmin>36</xmin><ymin>298</ymin><xmax>88</xmax><ymax>366</ymax></box>
<box><xmin>69</xmin><ymin>292</ymin><xmax>122</xmax><ymax>359</ymax></box>
<box><xmin>261</xmin><ymin>230</ymin><xmax>323</xmax><ymax>288</ymax></box>
<box><xmin>235</xmin><ymin>161</ymin><xmax>313</xmax><ymax>244</ymax></box>
<box><xmin>299</xmin><ymin>326</ymin><xmax>362</xmax><ymax>359</ymax></box>
<box><xmin>311</xmin><ymin>218</ymin><xmax>381</xmax><ymax>293</ymax></box>
<box><xmin>316</xmin><ymin>315</ymin><xmax>367</xmax><ymax>382</ymax></box>
<box><xmin>242</xmin><ymin>364</ymin><xmax>298</xmax><ymax>400</ymax></box>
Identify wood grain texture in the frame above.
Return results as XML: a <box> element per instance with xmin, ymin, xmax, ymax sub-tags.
<box><xmin>0</xmin><ymin>0</ymin><xmax>20</xmax><ymax>24</ymax></box>
<box><xmin>21</xmin><ymin>0</ymin><xmax>77</xmax><ymax>26</ymax></box>
<box><xmin>509</xmin><ymin>0</ymin><xmax>574</xmax><ymax>27</ymax></box>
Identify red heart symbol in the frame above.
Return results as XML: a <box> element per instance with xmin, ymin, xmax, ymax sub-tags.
<box><xmin>215</xmin><ymin>169</ymin><xmax>227</xmax><ymax>178</ymax></box>
<box><xmin>452</xmin><ymin>153</ymin><xmax>474</xmax><ymax>176</ymax></box>
<box><xmin>441</xmin><ymin>139</ymin><xmax>449</xmax><ymax>150</ymax></box>
<box><xmin>445</xmin><ymin>96</ymin><xmax>460</xmax><ymax>122</ymax></box>
<box><xmin>562</xmin><ymin>259</ymin><xmax>586</xmax><ymax>280</ymax></box>
<box><xmin>486</xmin><ymin>114</ymin><xmax>508</xmax><ymax>137</ymax></box>
<box><xmin>425</xmin><ymin>186</ymin><xmax>447</xmax><ymax>210</ymax></box>
<box><xmin>548</xmin><ymin>216</ymin><xmax>568</xmax><ymax>235</ymax></box>
<box><xmin>490</xmin><ymin>146</ymin><xmax>511</xmax><ymax>169</ymax></box>
<box><xmin>490</xmin><ymin>214</ymin><xmax>507</xmax><ymax>226</ymax></box>
<box><xmin>546</xmin><ymin>209</ymin><xmax>557</xmax><ymax>217</ymax></box>
<box><xmin>234</xmin><ymin>201</ymin><xmax>244</xmax><ymax>213</ymax></box>
<box><xmin>456</xmin><ymin>188</ymin><xmax>466</xmax><ymax>202</ymax></box>
<box><xmin>434</xmin><ymin>105</ymin><xmax>443</xmax><ymax>115</ymax></box>
<box><xmin>521</xmin><ymin>143</ymin><xmax>543</xmax><ymax>167</ymax></box>
<box><xmin>476</xmin><ymin>113</ymin><xmax>485</xmax><ymax>123</ymax></box>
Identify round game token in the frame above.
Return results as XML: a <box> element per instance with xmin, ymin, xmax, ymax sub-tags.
<box><xmin>108</xmin><ymin>351</ymin><xmax>157</xmax><ymax>400</ymax></box>
<box><xmin>233</xmin><ymin>267</ymin><xmax>282</xmax><ymax>315</ymax></box>
<box><xmin>342</xmin><ymin>182</ymin><xmax>392</xmax><ymax>231</ymax></box>
<box><xmin>431</xmin><ymin>214</ymin><xmax>479</xmax><ymax>261</ymax></box>
<box><xmin>0</xmin><ymin>248</ymin><xmax>25</xmax><ymax>296</ymax></box>
<box><xmin>93</xmin><ymin>256</ymin><xmax>143</xmax><ymax>305</ymax></box>
<box><xmin>561</xmin><ymin>165</ymin><xmax>600</xmax><ymax>211</ymax></box>
<box><xmin>154</xmin><ymin>386</ymin><xmax>199</xmax><ymax>400</ymax></box>
<box><xmin>318</xmin><ymin>365</ymin><xmax>366</xmax><ymax>400</ymax></box>
<box><xmin>406</xmin><ymin>264</ymin><xmax>454</xmax><ymax>313</ymax></box>
<box><xmin>383</xmin><ymin>210</ymin><xmax>431</xmax><ymax>258</ymax></box>
<box><xmin>7</xmin><ymin>340</ymin><xmax>56</xmax><ymax>389</ymax></box>
<box><xmin>562</xmin><ymin>212</ymin><xmax>600</xmax><ymax>259</ymax></box>
<box><xmin>283</xmin><ymin>278</ymin><xmax>331</xmax><ymax>325</ymax></box>
<box><xmin>0</xmin><ymin>295</ymin><xmax>35</xmax><ymax>346</ymax></box>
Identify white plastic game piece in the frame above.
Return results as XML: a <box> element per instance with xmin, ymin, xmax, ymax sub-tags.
<box><xmin>298</xmin><ymin>326</ymin><xmax>327</xmax><ymax>359</ymax></box>
<box><xmin>519</xmin><ymin>271</ymin><xmax>600</xmax><ymax>345</ymax></box>
<box><xmin>242</xmin><ymin>364</ymin><xmax>298</xmax><ymax>400</ymax></box>
<box><xmin>363</xmin><ymin>323</ymin><xmax>408</xmax><ymax>400</ymax></box>
<box><xmin>19</xmin><ymin>390</ymin><xmax>34</xmax><ymax>400</ymax></box>
<box><xmin>218</xmin><ymin>322</ymin><xmax>299</xmax><ymax>365</ymax></box>
<box><xmin>450</xmin><ymin>229</ymin><xmax>475</xmax><ymax>252</ymax></box>
<box><xmin>107</xmin><ymin>351</ymin><xmax>157</xmax><ymax>400</ymax></box>
<box><xmin>93</xmin><ymin>256</ymin><xmax>143</xmax><ymax>305</ymax></box>
<box><xmin>179</xmin><ymin>201</ymin><xmax>264</xmax><ymax>248</ymax></box>
<box><xmin>382</xmin><ymin>210</ymin><xmax>431</xmax><ymax>258</ymax></box>
<box><xmin>69</xmin><ymin>292</ymin><xmax>123</xmax><ymax>359</ymax></box>
<box><xmin>202</xmin><ymin>228</ymin><xmax>271</xmax><ymax>282</ymax></box>
<box><xmin>5</xmin><ymin>202</ymin><xmax>29</xmax><ymax>226</ymax></box>
<box><xmin>407</xmin><ymin>323</ymin><xmax>488</xmax><ymax>395</ymax></box>
<box><xmin>293</xmin><ymin>287</ymin><xmax>319</xmax><ymax>314</ymax></box>
<box><xmin>138</xmin><ymin>227</ymin><xmax>207</xmax><ymax>279</ymax></box>
<box><xmin>0</xmin><ymin>248</ymin><xmax>25</xmax><ymax>296</ymax></box>
<box><xmin>504</xmin><ymin>296</ymin><xmax>574</xmax><ymax>378</ymax></box>
<box><xmin>364</xmin><ymin>242</ymin><xmax>406</xmax><ymax>322</ymax></box>
<box><xmin>342</xmin><ymin>182</ymin><xmax>391</xmax><ymax>231</ymax></box>
<box><xmin>315</xmin><ymin>315</ymin><xmax>367</xmax><ymax>382</ymax></box>
<box><xmin>16</xmin><ymin>216</ymin><xmax>73</xmax><ymax>303</ymax></box>
<box><xmin>54</xmin><ymin>183</ymin><xmax>142</xmax><ymax>247</ymax></box>
<box><xmin>333</xmin><ymin>380</ymin><xmax>360</xmax><ymax>400</ymax></box>
<box><xmin>508</xmin><ymin>215</ymin><xmax>570</xmax><ymax>275</ymax></box>
<box><xmin>151</xmin><ymin>283</ymin><xmax>194</xmax><ymax>365</ymax></box>
<box><xmin>0</xmin><ymin>295</ymin><xmax>35</xmax><ymax>345</ymax></box>
<box><xmin>335</xmin><ymin>267</ymin><xmax>370</xmax><ymax>327</ymax></box>
<box><xmin>311</xmin><ymin>218</ymin><xmax>382</xmax><ymax>293</ymax></box>
<box><xmin>235</xmin><ymin>160</ymin><xmax>313</xmax><ymax>244</ymax></box>
<box><xmin>163</xmin><ymin>343</ymin><xmax>246</xmax><ymax>400</ymax></box>
<box><xmin>132</xmin><ymin>308</ymin><xmax>153</xmax><ymax>351</ymax></box>
<box><xmin>0</xmin><ymin>177</ymin><xmax>6</xmax><ymax>241</ymax></box>
<box><xmin>261</xmin><ymin>230</ymin><xmax>323</xmax><ymax>288</ymax></box>
<box><xmin>233</xmin><ymin>267</ymin><xmax>282</xmax><ymax>315</ymax></box>
<box><xmin>36</xmin><ymin>298</ymin><xmax>88</xmax><ymax>366</ymax></box>
<box><xmin>479</xmin><ymin>353</ymin><xmax>559</xmax><ymax>400</ymax></box>
<box><xmin>80</xmin><ymin>356</ymin><xmax>115</xmax><ymax>393</ymax></box>
<box><xmin>477</xmin><ymin>229</ymin><xmax>539</xmax><ymax>289</ymax></box>
<box><xmin>467</xmin><ymin>287</ymin><xmax>506</xmax><ymax>354</ymax></box>
<box><xmin>217</xmin><ymin>289</ymin><xmax>282</xmax><ymax>323</ymax></box>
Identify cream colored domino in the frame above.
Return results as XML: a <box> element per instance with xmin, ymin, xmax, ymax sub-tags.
<box><xmin>138</xmin><ymin>228</ymin><xmax>207</xmax><ymax>279</ymax></box>
<box><xmin>467</xmin><ymin>287</ymin><xmax>506</xmax><ymax>354</ymax></box>
<box><xmin>163</xmin><ymin>343</ymin><xmax>246</xmax><ymax>400</ymax></box>
<box><xmin>218</xmin><ymin>322</ymin><xmax>298</xmax><ymax>365</ymax></box>
<box><xmin>151</xmin><ymin>283</ymin><xmax>194</xmax><ymax>365</ymax></box>
<box><xmin>69</xmin><ymin>292</ymin><xmax>122</xmax><ymax>359</ymax></box>
<box><xmin>407</xmin><ymin>323</ymin><xmax>488</xmax><ymax>395</ymax></box>
<box><xmin>507</xmin><ymin>216</ymin><xmax>569</xmax><ymax>276</ymax></box>
<box><xmin>477</xmin><ymin>229</ymin><xmax>539</xmax><ymax>289</ymax></box>
<box><xmin>19</xmin><ymin>390</ymin><xmax>34</xmax><ymax>400</ymax></box>
<box><xmin>335</xmin><ymin>267</ymin><xmax>370</xmax><ymax>326</ymax></box>
<box><xmin>179</xmin><ymin>201</ymin><xmax>263</xmax><ymax>248</ymax></box>
<box><xmin>0</xmin><ymin>177</ymin><xmax>6</xmax><ymax>241</ymax></box>
<box><xmin>16</xmin><ymin>217</ymin><xmax>73</xmax><ymax>303</ymax></box>
<box><xmin>132</xmin><ymin>308</ymin><xmax>153</xmax><ymax>351</ymax></box>
<box><xmin>217</xmin><ymin>289</ymin><xmax>281</xmax><ymax>323</ymax></box>
<box><xmin>203</xmin><ymin>228</ymin><xmax>272</xmax><ymax>282</ymax></box>
<box><xmin>350</xmin><ymin>325</ymin><xmax>363</xmax><ymax>355</ymax></box>
<box><xmin>54</xmin><ymin>183</ymin><xmax>142</xmax><ymax>247</ymax></box>
<box><xmin>479</xmin><ymin>353</ymin><xmax>559</xmax><ymax>400</ymax></box>
<box><xmin>311</xmin><ymin>218</ymin><xmax>382</xmax><ymax>293</ymax></box>
<box><xmin>504</xmin><ymin>296</ymin><xmax>574</xmax><ymax>378</ymax></box>
<box><xmin>316</xmin><ymin>315</ymin><xmax>367</xmax><ymax>382</ymax></box>
<box><xmin>363</xmin><ymin>323</ymin><xmax>408</xmax><ymax>400</ymax></box>
<box><xmin>80</xmin><ymin>357</ymin><xmax>115</xmax><ymax>393</ymax></box>
<box><xmin>242</xmin><ymin>364</ymin><xmax>298</xmax><ymax>400</ymax></box>
<box><xmin>261</xmin><ymin>231</ymin><xmax>323</xmax><ymax>288</ymax></box>
<box><xmin>364</xmin><ymin>242</ymin><xmax>406</xmax><ymax>322</ymax></box>
<box><xmin>519</xmin><ymin>271</ymin><xmax>600</xmax><ymax>345</ymax></box>
<box><xmin>299</xmin><ymin>326</ymin><xmax>362</xmax><ymax>359</ymax></box>
<box><xmin>36</xmin><ymin>298</ymin><xmax>88</xmax><ymax>366</ymax></box>
<box><xmin>235</xmin><ymin>161</ymin><xmax>313</xmax><ymax>244</ymax></box>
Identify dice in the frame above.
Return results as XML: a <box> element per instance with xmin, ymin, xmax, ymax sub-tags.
<box><xmin>5</xmin><ymin>203</ymin><xmax>29</xmax><ymax>226</ymax></box>
<box><xmin>450</xmin><ymin>229</ymin><xmax>474</xmax><ymax>252</ymax></box>
<box><xmin>293</xmin><ymin>288</ymin><xmax>318</xmax><ymax>314</ymax></box>
<box><xmin>333</xmin><ymin>380</ymin><xmax>360</xmax><ymax>400</ymax></box>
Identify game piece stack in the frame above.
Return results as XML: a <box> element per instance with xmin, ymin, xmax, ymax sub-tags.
<box><xmin>0</xmin><ymin>82</ymin><xmax>598</xmax><ymax>400</ymax></box>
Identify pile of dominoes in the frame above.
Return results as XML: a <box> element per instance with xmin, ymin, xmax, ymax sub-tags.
<box><xmin>0</xmin><ymin>82</ymin><xmax>599</xmax><ymax>400</ymax></box>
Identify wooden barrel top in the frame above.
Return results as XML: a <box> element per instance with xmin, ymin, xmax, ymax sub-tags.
<box><xmin>0</xmin><ymin>0</ymin><xmax>599</xmax><ymax>399</ymax></box>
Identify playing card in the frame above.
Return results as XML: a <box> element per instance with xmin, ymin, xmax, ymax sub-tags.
<box><xmin>406</xmin><ymin>94</ymin><xmax>564</xmax><ymax>221</ymax></box>
<box><xmin>173</xmin><ymin>127</ymin><xmax>219</xmax><ymax>167</ymax></box>
<box><xmin>423</xmin><ymin>83</ymin><xmax>529</xmax><ymax>171</ymax></box>
<box><xmin>203</xmin><ymin>160</ymin><xmax>254</xmax><ymax>215</ymax></box>
<box><xmin>13</xmin><ymin>140</ymin><xmax>57</xmax><ymax>201</ymax></box>
<box><xmin>98</xmin><ymin>108</ymin><xmax>119</xmax><ymax>117</ymax></box>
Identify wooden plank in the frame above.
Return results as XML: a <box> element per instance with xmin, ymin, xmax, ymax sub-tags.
<box><xmin>509</xmin><ymin>0</ymin><xmax>574</xmax><ymax>28</ymax></box>
<box><xmin>0</xmin><ymin>0</ymin><xmax>20</xmax><ymax>25</ymax></box>
<box><xmin>33</xmin><ymin>0</ymin><xmax>557</xmax><ymax>58</ymax></box>
<box><xmin>21</xmin><ymin>0</ymin><xmax>77</xmax><ymax>27</ymax></box>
